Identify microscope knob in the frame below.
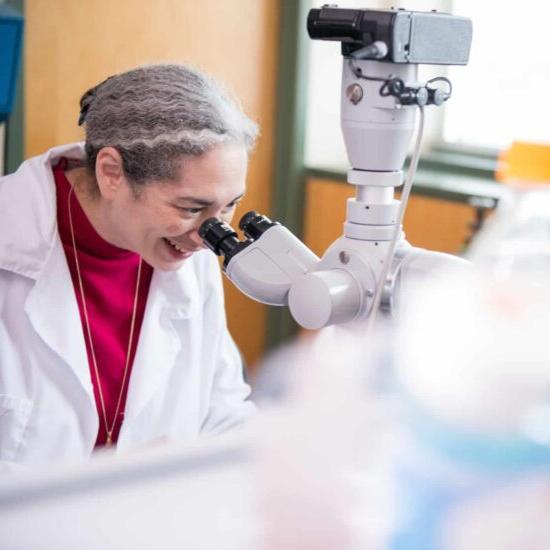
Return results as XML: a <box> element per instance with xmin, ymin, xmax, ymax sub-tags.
<box><xmin>427</xmin><ymin>87</ymin><xmax>447</xmax><ymax>105</ymax></box>
<box><xmin>288</xmin><ymin>269</ymin><xmax>361</xmax><ymax>329</ymax></box>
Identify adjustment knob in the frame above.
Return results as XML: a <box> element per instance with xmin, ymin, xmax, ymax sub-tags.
<box><xmin>288</xmin><ymin>269</ymin><xmax>361</xmax><ymax>329</ymax></box>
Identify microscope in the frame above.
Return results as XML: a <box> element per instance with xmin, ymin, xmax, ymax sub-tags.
<box><xmin>200</xmin><ymin>6</ymin><xmax>473</xmax><ymax>330</ymax></box>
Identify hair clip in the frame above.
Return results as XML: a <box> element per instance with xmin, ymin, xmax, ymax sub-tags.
<box><xmin>77</xmin><ymin>75</ymin><xmax>114</xmax><ymax>126</ymax></box>
<box><xmin>78</xmin><ymin>103</ymin><xmax>91</xmax><ymax>126</ymax></box>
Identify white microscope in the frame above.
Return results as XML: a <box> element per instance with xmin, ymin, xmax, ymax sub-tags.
<box><xmin>200</xmin><ymin>5</ymin><xmax>473</xmax><ymax>330</ymax></box>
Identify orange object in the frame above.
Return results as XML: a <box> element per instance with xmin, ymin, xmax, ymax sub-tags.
<box><xmin>496</xmin><ymin>141</ymin><xmax>550</xmax><ymax>184</ymax></box>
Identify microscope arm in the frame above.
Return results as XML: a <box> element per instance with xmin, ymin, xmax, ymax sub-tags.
<box><xmin>211</xmin><ymin>214</ymin><xmax>469</xmax><ymax>330</ymax></box>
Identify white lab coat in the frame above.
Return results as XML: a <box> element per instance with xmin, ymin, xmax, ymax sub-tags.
<box><xmin>0</xmin><ymin>143</ymin><xmax>255</xmax><ymax>468</ymax></box>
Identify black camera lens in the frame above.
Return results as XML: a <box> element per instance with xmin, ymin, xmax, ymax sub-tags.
<box><xmin>239</xmin><ymin>211</ymin><xmax>278</xmax><ymax>241</ymax></box>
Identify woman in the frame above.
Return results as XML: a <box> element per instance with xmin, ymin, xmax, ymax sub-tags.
<box><xmin>0</xmin><ymin>64</ymin><xmax>257</xmax><ymax>468</ymax></box>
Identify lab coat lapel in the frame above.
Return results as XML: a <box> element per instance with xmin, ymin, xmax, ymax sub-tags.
<box><xmin>25</xmin><ymin>238</ymin><xmax>95</xmax><ymax>404</ymax></box>
<box><xmin>123</xmin><ymin>264</ymin><xmax>199</xmax><ymax>423</ymax></box>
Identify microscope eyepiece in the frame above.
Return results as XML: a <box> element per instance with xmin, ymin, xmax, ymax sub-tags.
<box><xmin>199</xmin><ymin>217</ymin><xmax>252</xmax><ymax>268</ymax></box>
<box><xmin>239</xmin><ymin>211</ymin><xmax>279</xmax><ymax>241</ymax></box>
<box><xmin>200</xmin><ymin>212</ymin><xmax>281</xmax><ymax>269</ymax></box>
<box><xmin>198</xmin><ymin>217</ymin><xmax>228</xmax><ymax>241</ymax></box>
<box><xmin>198</xmin><ymin>217</ymin><xmax>239</xmax><ymax>256</ymax></box>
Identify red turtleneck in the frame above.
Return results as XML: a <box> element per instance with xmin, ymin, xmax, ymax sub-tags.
<box><xmin>54</xmin><ymin>159</ymin><xmax>154</xmax><ymax>447</ymax></box>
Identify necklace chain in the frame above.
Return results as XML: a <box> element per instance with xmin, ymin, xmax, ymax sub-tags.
<box><xmin>67</xmin><ymin>185</ymin><xmax>142</xmax><ymax>446</ymax></box>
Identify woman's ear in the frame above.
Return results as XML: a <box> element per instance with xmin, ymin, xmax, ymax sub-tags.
<box><xmin>95</xmin><ymin>147</ymin><xmax>125</xmax><ymax>199</ymax></box>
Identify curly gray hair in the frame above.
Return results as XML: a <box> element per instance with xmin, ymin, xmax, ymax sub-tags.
<box><xmin>79</xmin><ymin>64</ymin><xmax>259</xmax><ymax>186</ymax></box>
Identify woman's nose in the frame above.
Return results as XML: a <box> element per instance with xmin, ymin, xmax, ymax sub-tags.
<box><xmin>188</xmin><ymin>228</ymin><xmax>207</xmax><ymax>250</ymax></box>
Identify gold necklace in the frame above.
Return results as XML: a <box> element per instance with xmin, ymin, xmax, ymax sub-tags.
<box><xmin>67</xmin><ymin>185</ymin><xmax>142</xmax><ymax>446</ymax></box>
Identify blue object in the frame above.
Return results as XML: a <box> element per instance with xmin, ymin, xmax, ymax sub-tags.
<box><xmin>388</xmin><ymin>392</ymin><xmax>550</xmax><ymax>549</ymax></box>
<box><xmin>0</xmin><ymin>4</ymin><xmax>24</xmax><ymax>122</ymax></box>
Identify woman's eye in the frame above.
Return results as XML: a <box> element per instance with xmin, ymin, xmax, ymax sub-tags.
<box><xmin>179</xmin><ymin>206</ymin><xmax>204</xmax><ymax>215</ymax></box>
<box><xmin>222</xmin><ymin>202</ymin><xmax>238</xmax><ymax>214</ymax></box>
<box><xmin>177</xmin><ymin>201</ymin><xmax>239</xmax><ymax>217</ymax></box>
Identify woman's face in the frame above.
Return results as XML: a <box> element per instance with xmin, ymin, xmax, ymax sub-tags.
<box><xmin>104</xmin><ymin>143</ymin><xmax>248</xmax><ymax>271</ymax></box>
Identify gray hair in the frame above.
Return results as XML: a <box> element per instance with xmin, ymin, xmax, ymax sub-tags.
<box><xmin>79</xmin><ymin>64</ymin><xmax>259</xmax><ymax>186</ymax></box>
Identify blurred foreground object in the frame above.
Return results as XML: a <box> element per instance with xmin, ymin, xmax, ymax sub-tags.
<box><xmin>254</xmin><ymin>328</ymin><xmax>398</xmax><ymax>550</ymax></box>
<box><xmin>392</xmin><ymin>185</ymin><xmax>550</xmax><ymax>549</ymax></box>
<box><xmin>250</xmin><ymin>183</ymin><xmax>550</xmax><ymax>550</ymax></box>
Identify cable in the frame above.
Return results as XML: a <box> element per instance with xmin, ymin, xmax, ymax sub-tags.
<box><xmin>349</xmin><ymin>59</ymin><xmax>453</xmax><ymax>106</ymax></box>
<box><xmin>365</xmin><ymin>106</ymin><xmax>426</xmax><ymax>334</ymax></box>
<box><xmin>348</xmin><ymin>60</ymin><xmax>444</xmax><ymax>329</ymax></box>
<box><xmin>349</xmin><ymin>59</ymin><xmax>405</xmax><ymax>97</ymax></box>
<box><xmin>426</xmin><ymin>76</ymin><xmax>452</xmax><ymax>96</ymax></box>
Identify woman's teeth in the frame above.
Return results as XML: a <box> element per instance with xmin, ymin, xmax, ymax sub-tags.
<box><xmin>164</xmin><ymin>237</ymin><xmax>186</xmax><ymax>253</ymax></box>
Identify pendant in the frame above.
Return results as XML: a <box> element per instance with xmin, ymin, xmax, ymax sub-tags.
<box><xmin>106</xmin><ymin>433</ymin><xmax>113</xmax><ymax>446</ymax></box>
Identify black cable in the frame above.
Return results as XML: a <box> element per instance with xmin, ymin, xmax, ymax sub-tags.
<box><xmin>349</xmin><ymin>59</ymin><xmax>405</xmax><ymax>98</ymax></box>
<box><xmin>348</xmin><ymin>59</ymin><xmax>453</xmax><ymax>105</ymax></box>
<box><xmin>426</xmin><ymin>76</ymin><xmax>453</xmax><ymax>96</ymax></box>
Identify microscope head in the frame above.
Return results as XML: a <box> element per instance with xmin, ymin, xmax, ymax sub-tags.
<box><xmin>307</xmin><ymin>5</ymin><xmax>472</xmax><ymax>65</ymax></box>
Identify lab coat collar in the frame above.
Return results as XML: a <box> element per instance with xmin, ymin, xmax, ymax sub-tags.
<box><xmin>0</xmin><ymin>142</ymin><xmax>86</xmax><ymax>280</ymax></box>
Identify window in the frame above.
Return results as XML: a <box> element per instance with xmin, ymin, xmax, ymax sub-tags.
<box><xmin>445</xmin><ymin>0</ymin><xmax>550</xmax><ymax>148</ymax></box>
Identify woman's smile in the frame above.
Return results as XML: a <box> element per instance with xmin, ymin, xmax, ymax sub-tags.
<box><xmin>162</xmin><ymin>237</ymin><xmax>197</xmax><ymax>260</ymax></box>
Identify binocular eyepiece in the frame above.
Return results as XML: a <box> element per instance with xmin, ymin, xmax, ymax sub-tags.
<box><xmin>198</xmin><ymin>218</ymin><xmax>239</xmax><ymax>257</ymax></box>
<box><xmin>238</xmin><ymin>211</ymin><xmax>278</xmax><ymax>240</ymax></box>
<box><xmin>199</xmin><ymin>211</ymin><xmax>278</xmax><ymax>267</ymax></box>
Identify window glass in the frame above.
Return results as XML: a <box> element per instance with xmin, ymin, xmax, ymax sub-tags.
<box><xmin>445</xmin><ymin>0</ymin><xmax>550</xmax><ymax>148</ymax></box>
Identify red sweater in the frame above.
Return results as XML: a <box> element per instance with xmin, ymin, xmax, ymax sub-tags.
<box><xmin>54</xmin><ymin>160</ymin><xmax>153</xmax><ymax>447</ymax></box>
